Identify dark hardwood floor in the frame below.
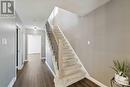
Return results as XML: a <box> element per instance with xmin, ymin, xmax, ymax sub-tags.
<box><xmin>13</xmin><ymin>54</ymin><xmax>99</xmax><ymax>87</ymax></box>
<box><xmin>13</xmin><ymin>54</ymin><xmax>55</xmax><ymax>87</ymax></box>
<box><xmin>68</xmin><ymin>78</ymin><xmax>99</xmax><ymax>87</ymax></box>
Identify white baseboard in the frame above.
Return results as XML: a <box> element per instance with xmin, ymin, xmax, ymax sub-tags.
<box><xmin>18</xmin><ymin>64</ymin><xmax>23</xmax><ymax>70</ymax></box>
<box><xmin>86</xmin><ymin>76</ymin><xmax>108</xmax><ymax>87</ymax></box>
<box><xmin>24</xmin><ymin>59</ymin><xmax>28</xmax><ymax>62</ymax></box>
<box><xmin>8</xmin><ymin>77</ymin><xmax>16</xmax><ymax>87</ymax></box>
<box><xmin>45</xmin><ymin>61</ymin><xmax>56</xmax><ymax>77</ymax></box>
<box><xmin>16</xmin><ymin>66</ymin><xmax>18</xmax><ymax>69</ymax></box>
<box><xmin>41</xmin><ymin>57</ymin><xmax>46</xmax><ymax>60</ymax></box>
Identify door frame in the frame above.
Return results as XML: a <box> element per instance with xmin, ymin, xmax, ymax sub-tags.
<box><xmin>27</xmin><ymin>34</ymin><xmax>42</xmax><ymax>59</ymax></box>
<box><xmin>16</xmin><ymin>25</ymin><xmax>24</xmax><ymax>70</ymax></box>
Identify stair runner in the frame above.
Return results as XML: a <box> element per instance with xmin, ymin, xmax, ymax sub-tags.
<box><xmin>52</xmin><ymin>26</ymin><xmax>87</xmax><ymax>87</ymax></box>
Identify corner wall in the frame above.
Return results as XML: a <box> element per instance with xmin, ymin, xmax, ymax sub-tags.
<box><xmin>48</xmin><ymin>0</ymin><xmax>130</xmax><ymax>86</ymax></box>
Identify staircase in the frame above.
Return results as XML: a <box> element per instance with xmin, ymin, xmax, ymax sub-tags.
<box><xmin>45</xmin><ymin>21</ymin><xmax>89</xmax><ymax>87</ymax></box>
<box><xmin>50</xmin><ymin>26</ymin><xmax>89</xmax><ymax>87</ymax></box>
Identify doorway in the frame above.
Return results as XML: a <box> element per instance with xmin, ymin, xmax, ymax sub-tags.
<box><xmin>27</xmin><ymin>35</ymin><xmax>42</xmax><ymax>61</ymax></box>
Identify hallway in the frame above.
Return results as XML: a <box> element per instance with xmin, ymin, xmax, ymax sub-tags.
<box><xmin>13</xmin><ymin>54</ymin><xmax>55</xmax><ymax>87</ymax></box>
<box><xmin>0</xmin><ymin>0</ymin><xmax>130</xmax><ymax>87</ymax></box>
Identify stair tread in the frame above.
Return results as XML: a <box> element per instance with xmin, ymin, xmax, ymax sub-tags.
<box><xmin>63</xmin><ymin>57</ymin><xmax>77</xmax><ymax>61</ymax></box>
<box><xmin>62</xmin><ymin>71</ymin><xmax>86</xmax><ymax>82</ymax></box>
<box><xmin>63</xmin><ymin>51</ymin><xmax>73</xmax><ymax>54</ymax></box>
<box><xmin>63</xmin><ymin>60</ymin><xmax>79</xmax><ymax>67</ymax></box>
<box><xmin>63</xmin><ymin>48</ymin><xmax>72</xmax><ymax>50</ymax></box>
<box><xmin>65</xmin><ymin>76</ymin><xmax>86</xmax><ymax>86</ymax></box>
<box><xmin>63</xmin><ymin>63</ymin><xmax>82</xmax><ymax>71</ymax></box>
<box><xmin>63</xmin><ymin>48</ymin><xmax>72</xmax><ymax>51</ymax></box>
<box><xmin>62</xmin><ymin>68</ymin><xmax>85</xmax><ymax>77</ymax></box>
<box><xmin>63</xmin><ymin>58</ymin><xmax>78</xmax><ymax>63</ymax></box>
<box><xmin>63</xmin><ymin>58</ymin><xmax>78</xmax><ymax>64</ymax></box>
<box><xmin>63</xmin><ymin>53</ymin><xmax>75</xmax><ymax>57</ymax></box>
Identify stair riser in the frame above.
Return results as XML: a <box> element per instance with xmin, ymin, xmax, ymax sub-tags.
<box><xmin>63</xmin><ymin>62</ymin><xmax>79</xmax><ymax>67</ymax></box>
<box><xmin>64</xmin><ymin>65</ymin><xmax>82</xmax><ymax>71</ymax></box>
<box><xmin>62</xmin><ymin>59</ymin><xmax>77</xmax><ymax>63</ymax></box>
<box><xmin>63</xmin><ymin>72</ymin><xmax>86</xmax><ymax>82</ymax></box>
<box><xmin>62</xmin><ymin>69</ymin><xmax>83</xmax><ymax>77</ymax></box>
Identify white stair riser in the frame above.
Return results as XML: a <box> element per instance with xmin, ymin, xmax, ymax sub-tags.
<box><xmin>64</xmin><ymin>64</ymin><xmax>82</xmax><ymax>71</ymax></box>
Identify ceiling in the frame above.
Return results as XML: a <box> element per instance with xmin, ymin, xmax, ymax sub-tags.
<box><xmin>16</xmin><ymin>0</ymin><xmax>110</xmax><ymax>29</ymax></box>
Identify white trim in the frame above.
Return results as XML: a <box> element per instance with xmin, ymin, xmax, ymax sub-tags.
<box><xmin>18</xmin><ymin>64</ymin><xmax>23</xmax><ymax>70</ymax></box>
<box><xmin>24</xmin><ymin>59</ymin><xmax>28</xmax><ymax>62</ymax></box>
<box><xmin>16</xmin><ymin>66</ymin><xmax>18</xmax><ymax>69</ymax></box>
<box><xmin>41</xmin><ymin>57</ymin><xmax>46</xmax><ymax>60</ymax></box>
<box><xmin>86</xmin><ymin>76</ymin><xmax>108</xmax><ymax>87</ymax></box>
<box><xmin>8</xmin><ymin>77</ymin><xmax>16</xmax><ymax>87</ymax></box>
<box><xmin>45</xmin><ymin>61</ymin><xmax>56</xmax><ymax>77</ymax></box>
<box><xmin>15</xmin><ymin>52</ymin><xmax>17</xmax><ymax>83</ymax></box>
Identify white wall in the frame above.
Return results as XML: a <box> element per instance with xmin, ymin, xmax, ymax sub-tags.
<box><xmin>28</xmin><ymin>35</ymin><xmax>41</xmax><ymax>54</ymax></box>
<box><xmin>48</xmin><ymin>0</ymin><xmax>130</xmax><ymax>86</ymax></box>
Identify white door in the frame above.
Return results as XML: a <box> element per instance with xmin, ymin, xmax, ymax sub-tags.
<box><xmin>27</xmin><ymin>35</ymin><xmax>41</xmax><ymax>55</ymax></box>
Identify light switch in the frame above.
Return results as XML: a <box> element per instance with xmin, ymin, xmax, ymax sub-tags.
<box><xmin>2</xmin><ymin>38</ymin><xmax>7</xmax><ymax>45</ymax></box>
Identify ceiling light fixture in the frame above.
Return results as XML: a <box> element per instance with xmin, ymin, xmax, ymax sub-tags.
<box><xmin>33</xmin><ymin>26</ymin><xmax>37</xmax><ymax>30</ymax></box>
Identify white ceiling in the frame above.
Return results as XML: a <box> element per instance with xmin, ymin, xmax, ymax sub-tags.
<box><xmin>16</xmin><ymin>0</ymin><xmax>110</xmax><ymax>29</ymax></box>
